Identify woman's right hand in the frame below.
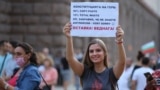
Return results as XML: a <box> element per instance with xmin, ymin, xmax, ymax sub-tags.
<box><xmin>63</xmin><ymin>22</ymin><xmax>72</xmax><ymax>38</ymax></box>
<box><xmin>0</xmin><ymin>77</ymin><xmax>6</xmax><ymax>89</ymax></box>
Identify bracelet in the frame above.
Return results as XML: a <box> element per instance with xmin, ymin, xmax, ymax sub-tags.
<box><xmin>4</xmin><ymin>83</ymin><xmax>8</xmax><ymax>90</ymax></box>
<box><xmin>115</xmin><ymin>39</ymin><xmax>123</xmax><ymax>44</ymax></box>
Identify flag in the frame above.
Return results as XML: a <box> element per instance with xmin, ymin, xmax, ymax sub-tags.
<box><xmin>141</xmin><ymin>41</ymin><xmax>156</xmax><ymax>54</ymax></box>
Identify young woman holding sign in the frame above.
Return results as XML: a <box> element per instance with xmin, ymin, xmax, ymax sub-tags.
<box><xmin>63</xmin><ymin>22</ymin><xmax>126</xmax><ymax>90</ymax></box>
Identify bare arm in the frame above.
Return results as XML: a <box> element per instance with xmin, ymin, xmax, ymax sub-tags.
<box><xmin>131</xmin><ymin>80</ymin><xmax>137</xmax><ymax>90</ymax></box>
<box><xmin>113</xmin><ymin>25</ymin><xmax>126</xmax><ymax>79</ymax></box>
<box><xmin>2</xmin><ymin>70</ymin><xmax>11</xmax><ymax>81</ymax></box>
<box><xmin>0</xmin><ymin>77</ymin><xmax>14</xmax><ymax>90</ymax></box>
<box><xmin>63</xmin><ymin>22</ymin><xmax>84</xmax><ymax>76</ymax></box>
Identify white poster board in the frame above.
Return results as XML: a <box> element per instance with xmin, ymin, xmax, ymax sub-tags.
<box><xmin>70</xmin><ymin>2</ymin><xmax>119</xmax><ymax>37</ymax></box>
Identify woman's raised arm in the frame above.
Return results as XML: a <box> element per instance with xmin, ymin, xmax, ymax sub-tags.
<box><xmin>63</xmin><ymin>22</ymin><xmax>84</xmax><ymax>76</ymax></box>
<box><xmin>113</xmin><ymin>25</ymin><xmax>126</xmax><ymax>79</ymax></box>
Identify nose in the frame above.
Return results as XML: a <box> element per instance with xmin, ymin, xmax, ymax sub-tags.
<box><xmin>92</xmin><ymin>50</ymin><xmax>97</xmax><ymax>55</ymax></box>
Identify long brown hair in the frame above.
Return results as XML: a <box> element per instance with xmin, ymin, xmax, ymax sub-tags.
<box><xmin>82</xmin><ymin>39</ymin><xmax>108</xmax><ymax>69</ymax></box>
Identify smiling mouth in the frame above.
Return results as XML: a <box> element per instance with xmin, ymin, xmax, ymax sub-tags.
<box><xmin>92</xmin><ymin>57</ymin><xmax>100</xmax><ymax>61</ymax></box>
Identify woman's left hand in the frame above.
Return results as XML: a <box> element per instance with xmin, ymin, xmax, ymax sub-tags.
<box><xmin>0</xmin><ymin>77</ymin><xmax>5</xmax><ymax>89</ymax></box>
<box><xmin>115</xmin><ymin>25</ymin><xmax>124</xmax><ymax>43</ymax></box>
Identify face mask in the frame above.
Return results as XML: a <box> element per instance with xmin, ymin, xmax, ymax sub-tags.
<box><xmin>15</xmin><ymin>57</ymin><xmax>25</xmax><ymax>67</ymax></box>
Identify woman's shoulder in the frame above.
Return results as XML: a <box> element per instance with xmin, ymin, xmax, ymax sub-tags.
<box><xmin>25</xmin><ymin>64</ymin><xmax>39</xmax><ymax>73</ymax></box>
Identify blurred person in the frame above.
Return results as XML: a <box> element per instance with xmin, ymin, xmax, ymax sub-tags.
<box><xmin>54</xmin><ymin>50</ymin><xmax>63</xmax><ymax>86</ymax></box>
<box><xmin>0</xmin><ymin>40</ymin><xmax>12</xmax><ymax>76</ymax></box>
<box><xmin>74</xmin><ymin>48</ymin><xmax>83</xmax><ymax>90</ymax></box>
<box><xmin>0</xmin><ymin>42</ymin><xmax>41</xmax><ymax>90</ymax></box>
<box><xmin>36</xmin><ymin>52</ymin><xmax>47</xmax><ymax>72</ymax></box>
<box><xmin>60</xmin><ymin>55</ymin><xmax>71</xmax><ymax>90</ymax></box>
<box><xmin>144</xmin><ymin>69</ymin><xmax>160</xmax><ymax>90</ymax></box>
<box><xmin>149</xmin><ymin>55</ymin><xmax>157</xmax><ymax>70</ymax></box>
<box><xmin>63</xmin><ymin>22</ymin><xmax>126</xmax><ymax>90</ymax></box>
<box><xmin>129</xmin><ymin>51</ymin><xmax>145</xmax><ymax>84</ymax></box>
<box><xmin>36</xmin><ymin>52</ymin><xmax>46</xmax><ymax>66</ymax></box>
<box><xmin>42</xmin><ymin>47</ymin><xmax>53</xmax><ymax>59</ymax></box>
<box><xmin>75</xmin><ymin>48</ymin><xmax>83</xmax><ymax>62</ymax></box>
<box><xmin>39</xmin><ymin>57</ymin><xmax>58</xmax><ymax>90</ymax></box>
<box><xmin>117</xmin><ymin>57</ymin><xmax>134</xmax><ymax>90</ymax></box>
<box><xmin>131</xmin><ymin>57</ymin><xmax>154</xmax><ymax>90</ymax></box>
<box><xmin>155</xmin><ymin>52</ymin><xmax>160</xmax><ymax>69</ymax></box>
<box><xmin>7</xmin><ymin>41</ymin><xmax>19</xmax><ymax>54</ymax></box>
<box><xmin>2</xmin><ymin>41</ymin><xmax>19</xmax><ymax>81</ymax></box>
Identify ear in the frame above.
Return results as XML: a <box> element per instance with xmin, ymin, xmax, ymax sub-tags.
<box><xmin>26</xmin><ymin>53</ymin><xmax>31</xmax><ymax>59</ymax></box>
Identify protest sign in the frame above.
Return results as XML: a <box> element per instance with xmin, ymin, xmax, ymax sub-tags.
<box><xmin>70</xmin><ymin>2</ymin><xmax>119</xmax><ymax>37</ymax></box>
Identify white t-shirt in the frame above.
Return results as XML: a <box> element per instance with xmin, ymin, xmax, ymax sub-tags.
<box><xmin>118</xmin><ymin>65</ymin><xmax>134</xmax><ymax>90</ymax></box>
<box><xmin>4</xmin><ymin>58</ymin><xmax>19</xmax><ymax>77</ymax></box>
<box><xmin>38</xmin><ymin>65</ymin><xmax>45</xmax><ymax>72</ymax></box>
<box><xmin>0</xmin><ymin>53</ymin><xmax>12</xmax><ymax>76</ymax></box>
<box><xmin>132</xmin><ymin>67</ymin><xmax>154</xmax><ymax>90</ymax></box>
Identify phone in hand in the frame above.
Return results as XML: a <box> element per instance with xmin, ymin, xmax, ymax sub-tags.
<box><xmin>144</xmin><ymin>72</ymin><xmax>154</xmax><ymax>81</ymax></box>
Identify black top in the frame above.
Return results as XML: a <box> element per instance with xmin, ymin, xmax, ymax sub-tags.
<box><xmin>61</xmin><ymin>57</ymin><xmax>69</xmax><ymax>70</ymax></box>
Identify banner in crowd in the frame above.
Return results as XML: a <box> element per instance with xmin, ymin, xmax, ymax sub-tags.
<box><xmin>70</xmin><ymin>2</ymin><xmax>119</xmax><ymax>37</ymax></box>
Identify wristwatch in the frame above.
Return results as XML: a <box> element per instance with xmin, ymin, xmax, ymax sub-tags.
<box><xmin>4</xmin><ymin>83</ymin><xmax>9</xmax><ymax>90</ymax></box>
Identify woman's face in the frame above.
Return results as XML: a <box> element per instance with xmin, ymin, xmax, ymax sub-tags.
<box><xmin>44</xmin><ymin>60</ymin><xmax>50</xmax><ymax>68</ymax></box>
<box><xmin>89</xmin><ymin>43</ymin><xmax>105</xmax><ymax>64</ymax></box>
<box><xmin>14</xmin><ymin>47</ymin><xmax>30</xmax><ymax>64</ymax></box>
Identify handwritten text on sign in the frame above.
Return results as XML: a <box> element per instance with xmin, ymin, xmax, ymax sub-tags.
<box><xmin>71</xmin><ymin>2</ymin><xmax>119</xmax><ymax>37</ymax></box>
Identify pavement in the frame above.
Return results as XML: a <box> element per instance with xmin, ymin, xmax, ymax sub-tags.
<box><xmin>55</xmin><ymin>84</ymin><xmax>82</xmax><ymax>90</ymax></box>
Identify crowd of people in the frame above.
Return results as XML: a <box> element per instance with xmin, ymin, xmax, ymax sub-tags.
<box><xmin>0</xmin><ymin>22</ymin><xmax>159</xmax><ymax>90</ymax></box>
<box><xmin>0</xmin><ymin>40</ymin><xmax>83</xmax><ymax>90</ymax></box>
<box><xmin>117</xmin><ymin>50</ymin><xmax>160</xmax><ymax>90</ymax></box>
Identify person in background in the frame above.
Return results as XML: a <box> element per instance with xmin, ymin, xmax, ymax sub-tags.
<box><xmin>39</xmin><ymin>57</ymin><xmax>58</xmax><ymax>90</ymax></box>
<box><xmin>0</xmin><ymin>40</ymin><xmax>12</xmax><ymax>76</ymax></box>
<box><xmin>0</xmin><ymin>42</ymin><xmax>41</xmax><ymax>90</ymax></box>
<box><xmin>131</xmin><ymin>57</ymin><xmax>154</xmax><ymax>90</ymax></box>
<box><xmin>54</xmin><ymin>50</ymin><xmax>63</xmax><ymax>86</ymax></box>
<box><xmin>42</xmin><ymin>47</ymin><xmax>53</xmax><ymax>59</ymax></box>
<box><xmin>155</xmin><ymin>52</ymin><xmax>160</xmax><ymax>69</ymax></box>
<box><xmin>36</xmin><ymin>52</ymin><xmax>46</xmax><ymax>66</ymax></box>
<box><xmin>74</xmin><ymin>48</ymin><xmax>83</xmax><ymax>90</ymax></box>
<box><xmin>144</xmin><ymin>69</ymin><xmax>160</xmax><ymax>90</ymax></box>
<box><xmin>149</xmin><ymin>55</ymin><xmax>157</xmax><ymax>70</ymax></box>
<box><xmin>60</xmin><ymin>54</ymin><xmax>71</xmax><ymax>90</ymax></box>
<box><xmin>129</xmin><ymin>51</ymin><xmax>145</xmax><ymax>83</ymax></box>
<box><xmin>36</xmin><ymin>52</ymin><xmax>46</xmax><ymax>72</ymax></box>
<box><xmin>118</xmin><ymin>57</ymin><xmax>134</xmax><ymax>90</ymax></box>
<box><xmin>63</xmin><ymin>22</ymin><xmax>126</xmax><ymax>90</ymax></box>
<box><xmin>2</xmin><ymin>41</ymin><xmax>19</xmax><ymax>81</ymax></box>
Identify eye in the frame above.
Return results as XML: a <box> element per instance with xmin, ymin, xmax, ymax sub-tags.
<box><xmin>15</xmin><ymin>52</ymin><xmax>22</xmax><ymax>56</ymax></box>
<box><xmin>96</xmin><ymin>49</ymin><xmax>101</xmax><ymax>52</ymax></box>
<box><xmin>89</xmin><ymin>50</ymin><xmax>94</xmax><ymax>53</ymax></box>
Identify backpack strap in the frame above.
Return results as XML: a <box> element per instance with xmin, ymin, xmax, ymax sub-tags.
<box><xmin>39</xmin><ymin>72</ymin><xmax>50</xmax><ymax>90</ymax></box>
